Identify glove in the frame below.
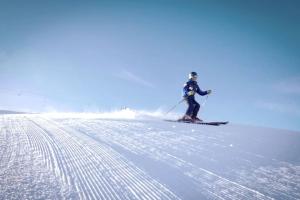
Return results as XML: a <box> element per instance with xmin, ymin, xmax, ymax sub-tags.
<box><xmin>207</xmin><ymin>90</ymin><xmax>212</xmax><ymax>95</ymax></box>
<box><xmin>187</xmin><ymin>91</ymin><xmax>195</xmax><ymax>96</ymax></box>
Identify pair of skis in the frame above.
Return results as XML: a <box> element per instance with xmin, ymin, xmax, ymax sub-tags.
<box><xmin>165</xmin><ymin>119</ymin><xmax>228</xmax><ymax>126</ymax></box>
<box><xmin>165</xmin><ymin>97</ymin><xmax>228</xmax><ymax>126</ymax></box>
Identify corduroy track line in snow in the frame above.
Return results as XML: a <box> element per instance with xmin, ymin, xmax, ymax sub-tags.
<box><xmin>66</xmin><ymin>119</ymin><xmax>273</xmax><ymax>200</ymax></box>
<box><xmin>29</xmin><ymin>116</ymin><xmax>180</xmax><ymax>200</ymax></box>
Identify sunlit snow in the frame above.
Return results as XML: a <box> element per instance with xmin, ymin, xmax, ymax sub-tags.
<box><xmin>0</xmin><ymin>111</ymin><xmax>299</xmax><ymax>200</ymax></box>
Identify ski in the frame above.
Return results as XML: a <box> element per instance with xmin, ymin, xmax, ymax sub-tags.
<box><xmin>164</xmin><ymin>119</ymin><xmax>229</xmax><ymax>126</ymax></box>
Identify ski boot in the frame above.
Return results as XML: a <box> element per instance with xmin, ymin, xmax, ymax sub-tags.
<box><xmin>179</xmin><ymin>114</ymin><xmax>194</xmax><ymax>122</ymax></box>
<box><xmin>192</xmin><ymin>116</ymin><xmax>203</xmax><ymax>122</ymax></box>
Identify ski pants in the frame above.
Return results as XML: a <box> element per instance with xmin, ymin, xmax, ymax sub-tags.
<box><xmin>185</xmin><ymin>96</ymin><xmax>200</xmax><ymax>118</ymax></box>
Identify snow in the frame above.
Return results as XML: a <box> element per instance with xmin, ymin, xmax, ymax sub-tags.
<box><xmin>0</xmin><ymin>112</ymin><xmax>299</xmax><ymax>200</ymax></box>
<box><xmin>41</xmin><ymin>108</ymin><xmax>179</xmax><ymax>120</ymax></box>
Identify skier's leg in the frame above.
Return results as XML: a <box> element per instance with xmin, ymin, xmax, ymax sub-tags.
<box><xmin>192</xmin><ymin>100</ymin><xmax>200</xmax><ymax>118</ymax></box>
<box><xmin>185</xmin><ymin>97</ymin><xmax>195</xmax><ymax>117</ymax></box>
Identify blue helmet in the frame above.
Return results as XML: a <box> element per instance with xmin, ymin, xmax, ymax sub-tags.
<box><xmin>189</xmin><ymin>72</ymin><xmax>197</xmax><ymax>79</ymax></box>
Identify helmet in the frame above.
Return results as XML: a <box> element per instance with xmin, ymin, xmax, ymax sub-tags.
<box><xmin>189</xmin><ymin>72</ymin><xmax>198</xmax><ymax>79</ymax></box>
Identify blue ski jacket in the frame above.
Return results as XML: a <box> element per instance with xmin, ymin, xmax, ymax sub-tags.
<box><xmin>183</xmin><ymin>79</ymin><xmax>208</xmax><ymax>97</ymax></box>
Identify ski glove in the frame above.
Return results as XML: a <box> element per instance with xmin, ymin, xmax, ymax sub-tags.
<box><xmin>206</xmin><ymin>90</ymin><xmax>212</xmax><ymax>95</ymax></box>
<box><xmin>187</xmin><ymin>91</ymin><xmax>195</xmax><ymax>96</ymax></box>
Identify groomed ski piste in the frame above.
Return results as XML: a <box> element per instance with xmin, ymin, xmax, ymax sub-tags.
<box><xmin>0</xmin><ymin>109</ymin><xmax>299</xmax><ymax>200</ymax></box>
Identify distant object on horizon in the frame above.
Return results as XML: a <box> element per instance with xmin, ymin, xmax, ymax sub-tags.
<box><xmin>0</xmin><ymin>110</ymin><xmax>27</xmax><ymax>115</ymax></box>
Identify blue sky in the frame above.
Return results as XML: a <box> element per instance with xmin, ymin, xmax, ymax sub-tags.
<box><xmin>0</xmin><ymin>0</ymin><xmax>299</xmax><ymax>131</ymax></box>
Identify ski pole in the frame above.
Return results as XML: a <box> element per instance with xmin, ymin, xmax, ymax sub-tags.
<box><xmin>165</xmin><ymin>98</ymin><xmax>185</xmax><ymax>115</ymax></box>
<box><xmin>201</xmin><ymin>95</ymin><xmax>209</xmax><ymax>107</ymax></box>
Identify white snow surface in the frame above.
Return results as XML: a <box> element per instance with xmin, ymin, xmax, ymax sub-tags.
<box><xmin>0</xmin><ymin>112</ymin><xmax>300</xmax><ymax>200</ymax></box>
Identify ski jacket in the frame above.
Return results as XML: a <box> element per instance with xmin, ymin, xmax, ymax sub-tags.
<box><xmin>183</xmin><ymin>79</ymin><xmax>208</xmax><ymax>97</ymax></box>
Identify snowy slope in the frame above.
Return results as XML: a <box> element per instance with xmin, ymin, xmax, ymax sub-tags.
<box><xmin>0</xmin><ymin>113</ymin><xmax>299</xmax><ymax>200</ymax></box>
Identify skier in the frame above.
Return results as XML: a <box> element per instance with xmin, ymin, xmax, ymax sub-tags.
<box><xmin>182</xmin><ymin>72</ymin><xmax>211</xmax><ymax>122</ymax></box>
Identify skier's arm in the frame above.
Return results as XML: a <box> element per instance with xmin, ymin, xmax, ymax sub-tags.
<box><xmin>196</xmin><ymin>85</ymin><xmax>209</xmax><ymax>96</ymax></box>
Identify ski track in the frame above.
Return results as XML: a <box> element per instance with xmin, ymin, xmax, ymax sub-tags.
<box><xmin>1</xmin><ymin>114</ymin><xmax>300</xmax><ymax>199</ymax></box>
<box><xmin>61</xmin><ymin>118</ymin><xmax>299</xmax><ymax>200</ymax></box>
<box><xmin>0</xmin><ymin>115</ymin><xmax>179</xmax><ymax>200</ymax></box>
<box><xmin>64</xmin><ymin>119</ymin><xmax>272</xmax><ymax>200</ymax></box>
<box><xmin>0</xmin><ymin>116</ymin><xmax>62</xmax><ymax>199</ymax></box>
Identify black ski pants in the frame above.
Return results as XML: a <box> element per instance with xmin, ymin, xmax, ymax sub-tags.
<box><xmin>185</xmin><ymin>96</ymin><xmax>200</xmax><ymax>118</ymax></box>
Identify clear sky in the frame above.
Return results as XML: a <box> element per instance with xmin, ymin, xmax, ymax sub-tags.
<box><xmin>0</xmin><ymin>0</ymin><xmax>299</xmax><ymax>131</ymax></box>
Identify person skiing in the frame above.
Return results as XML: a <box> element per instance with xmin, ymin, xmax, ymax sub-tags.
<box><xmin>182</xmin><ymin>72</ymin><xmax>211</xmax><ymax>122</ymax></box>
